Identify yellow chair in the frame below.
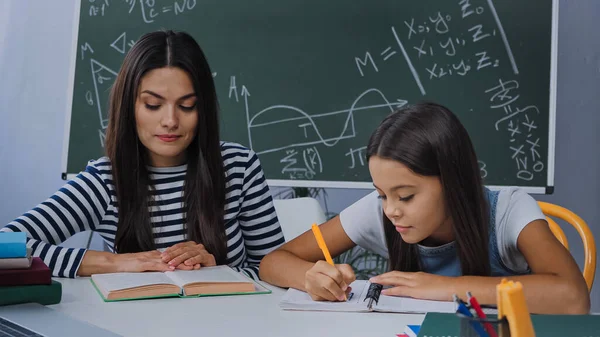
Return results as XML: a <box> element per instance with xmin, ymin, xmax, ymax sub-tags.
<box><xmin>538</xmin><ymin>201</ymin><xmax>596</xmax><ymax>291</ymax></box>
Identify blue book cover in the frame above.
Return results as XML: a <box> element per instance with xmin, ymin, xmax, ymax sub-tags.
<box><xmin>0</xmin><ymin>232</ymin><xmax>27</xmax><ymax>258</ymax></box>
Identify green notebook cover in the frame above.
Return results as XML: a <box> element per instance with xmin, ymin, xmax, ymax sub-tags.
<box><xmin>417</xmin><ymin>312</ymin><xmax>600</xmax><ymax>337</ymax></box>
<box><xmin>0</xmin><ymin>280</ymin><xmax>62</xmax><ymax>306</ymax></box>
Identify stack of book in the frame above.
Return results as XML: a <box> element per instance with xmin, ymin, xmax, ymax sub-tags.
<box><xmin>0</xmin><ymin>232</ymin><xmax>61</xmax><ymax>306</ymax></box>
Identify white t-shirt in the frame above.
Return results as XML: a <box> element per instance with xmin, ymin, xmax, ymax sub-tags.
<box><xmin>339</xmin><ymin>187</ymin><xmax>545</xmax><ymax>273</ymax></box>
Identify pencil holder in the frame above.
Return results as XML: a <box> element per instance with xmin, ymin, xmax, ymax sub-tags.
<box><xmin>457</xmin><ymin>313</ymin><xmax>510</xmax><ymax>337</ymax></box>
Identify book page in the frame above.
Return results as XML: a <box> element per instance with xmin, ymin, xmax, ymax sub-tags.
<box><xmin>164</xmin><ymin>266</ymin><xmax>253</xmax><ymax>288</ymax></box>
<box><xmin>91</xmin><ymin>272</ymin><xmax>176</xmax><ymax>292</ymax></box>
<box><xmin>375</xmin><ymin>292</ymin><xmax>457</xmax><ymax>314</ymax></box>
<box><xmin>279</xmin><ymin>280</ymin><xmax>371</xmax><ymax>312</ymax></box>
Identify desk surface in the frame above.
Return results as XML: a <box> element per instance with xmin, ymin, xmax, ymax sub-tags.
<box><xmin>49</xmin><ymin>278</ymin><xmax>425</xmax><ymax>337</ymax></box>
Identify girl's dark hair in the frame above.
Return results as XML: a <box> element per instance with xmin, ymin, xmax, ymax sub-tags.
<box><xmin>366</xmin><ymin>102</ymin><xmax>490</xmax><ymax>276</ymax></box>
<box><xmin>105</xmin><ymin>30</ymin><xmax>227</xmax><ymax>263</ymax></box>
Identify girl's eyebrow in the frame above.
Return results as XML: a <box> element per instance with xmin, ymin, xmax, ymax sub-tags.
<box><xmin>372</xmin><ymin>183</ymin><xmax>415</xmax><ymax>191</ymax></box>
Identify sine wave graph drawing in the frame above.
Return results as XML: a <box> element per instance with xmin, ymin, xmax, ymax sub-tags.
<box><xmin>246</xmin><ymin>88</ymin><xmax>408</xmax><ymax>155</ymax></box>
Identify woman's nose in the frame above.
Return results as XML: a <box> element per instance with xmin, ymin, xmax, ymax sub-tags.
<box><xmin>161</xmin><ymin>106</ymin><xmax>179</xmax><ymax>129</ymax></box>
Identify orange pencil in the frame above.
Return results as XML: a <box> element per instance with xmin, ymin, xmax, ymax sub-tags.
<box><xmin>311</xmin><ymin>224</ymin><xmax>334</xmax><ymax>264</ymax></box>
<box><xmin>311</xmin><ymin>224</ymin><xmax>347</xmax><ymax>301</ymax></box>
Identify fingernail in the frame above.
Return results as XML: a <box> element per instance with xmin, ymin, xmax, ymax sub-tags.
<box><xmin>342</xmin><ymin>284</ymin><xmax>348</xmax><ymax>291</ymax></box>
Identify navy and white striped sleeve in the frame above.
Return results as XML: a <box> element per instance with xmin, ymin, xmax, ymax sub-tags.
<box><xmin>235</xmin><ymin>149</ymin><xmax>285</xmax><ymax>280</ymax></box>
<box><xmin>0</xmin><ymin>162</ymin><xmax>111</xmax><ymax>278</ymax></box>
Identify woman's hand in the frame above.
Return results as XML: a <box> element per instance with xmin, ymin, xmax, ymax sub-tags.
<box><xmin>305</xmin><ymin>260</ymin><xmax>356</xmax><ymax>302</ymax></box>
<box><xmin>160</xmin><ymin>241</ymin><xmax>216</xmax><ymax>270</ymax></box>
<box><xmin>369</xmin><ymin>271</ymin><xmax>453</xmax><ymax>301</ymax></box>
<box><xmin>115</xmin><ymin>250</ymin><xmax>175</xmax><ymax>273</ymax></box>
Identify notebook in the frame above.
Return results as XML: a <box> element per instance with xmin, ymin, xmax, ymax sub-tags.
<box><xmin>0</xmin><ymin>231</ymin><xmax>27</xmax><ymax>258</ymax></box>
<box><xmin>91</xmin><ymin>265</ymin><xmax>271</xmax><ymax>302</ymax></box>
<box><xmin>417</xmin><ymin>312</ymin><xmax>600</xmax><ymax>337</ymax></box>
<box><xmin>280</xmin><ymin>280</ymin><xmax>456</xmax><ymax>313</ymax></box>
<box><xmin>0</xmin><ymin>280</ymin><xmax>62</xmax><ymax>306</ymax></box>
<box><xmin>0</xmin><ymin>247</ymin><xmax>33</xmax><ymax>269</ymax></box>
<box><xmin>0</xmin><ymin>257</ymin><xmax>51</xmax><ymax>287</ymax></box>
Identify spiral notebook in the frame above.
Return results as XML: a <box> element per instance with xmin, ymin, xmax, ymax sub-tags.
<box><xmin>280</xmin><ymin>280</ymin><xmax>457</xmax><ymax>314</ymax></box>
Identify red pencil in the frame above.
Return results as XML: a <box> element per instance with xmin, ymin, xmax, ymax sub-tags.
<box><xmin>467</xmin><ymin>291</ymin><xmax>498</xmax><ymax>337</ymax></box>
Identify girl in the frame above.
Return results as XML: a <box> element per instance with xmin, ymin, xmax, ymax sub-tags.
<box><xmin>1</xmin><ymin>30</ymin><xmax>285</xmax><ymax>280</ymax></box>
<box><xmin>260</xmin><ymin>102</ymin><xmax>589</xmax><ymax>314</ymax></box>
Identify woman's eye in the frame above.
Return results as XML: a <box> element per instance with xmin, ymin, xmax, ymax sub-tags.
<box><xmin>399</xmin><ymin>195</ymin><xmax>414</xmax><ymax>202</ymax></box>
<box><xmin>145</xmin><ymin>104</ymin><xmax>160</xmax><ymax>110</ymax></box>
<box><xmin>179</xmin><ymin>105</ymin><xmax>195</xmax><ymax>112</ymax></box>
<box><xmin>377</xmin><ymin>195</ymin><xmax>387</xmax><ymax>200</ymax></box>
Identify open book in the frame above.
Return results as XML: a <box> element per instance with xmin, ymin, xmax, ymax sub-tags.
<box><xmin>91</xmin><ymin>265</ymin><xmax>270</xmax><ymax>302</ymax></box>
<box><xmin>280</xmin><ymin>280</ymin><xmax>457</xmax><ymax>314</ymax></box>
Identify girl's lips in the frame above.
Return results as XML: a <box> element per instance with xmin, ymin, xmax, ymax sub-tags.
<box><xmin>395</xmin><ymin>226</ymin><xmax>412</xmax><ymax>234</ymax></box>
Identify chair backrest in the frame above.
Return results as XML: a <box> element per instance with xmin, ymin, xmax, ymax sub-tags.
<box><xmin>273</xmin><ymin>197</ymin><xmax>327</xmax><ymax>242</ymax></box>
<box><xmin>537</xmin><ymin>201</ymin><xmax>596</xmax><ymax>291</ymax></box>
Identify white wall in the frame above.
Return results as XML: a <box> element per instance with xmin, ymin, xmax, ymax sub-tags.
<box><xmin>535</xmin><ymin>0</ymin><xmax>600</xmax><ymax>314</ymax></box>
<box><xmin>0</xmin><ymin>1</ymin><xmax>11</xmax><ymax>66</ymax></box>
<box><xmin>0</xmin><ymin>0</ymin><xmax>99</xmax><ymax>249</ymax></box>
<box><xmin>0</xmin><ymin>0</ymin><xmax>598</xmax><ymax>311</ymax></box>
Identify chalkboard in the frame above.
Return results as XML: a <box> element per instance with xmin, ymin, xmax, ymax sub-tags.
<box><xmin>63</xmin><ymin>0</ymin><xmax>557</xmax><ymax>193</ymax></box>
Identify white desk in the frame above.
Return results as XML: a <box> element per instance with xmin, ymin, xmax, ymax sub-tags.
<box><xmin>48</xmin><ymin>278</ymin><xmax>425</xmax><ymax>337</ymax></box>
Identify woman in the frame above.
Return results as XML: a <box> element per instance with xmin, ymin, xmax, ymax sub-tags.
<box><xmin>260</xmin><ymin>102</ymin><xmax>589</xmax><ymax>314</ymax></box>
<box><xmin>1</xmin><ymin>30</ymin><xmax>285</xmax><ymax>280</ymax></box>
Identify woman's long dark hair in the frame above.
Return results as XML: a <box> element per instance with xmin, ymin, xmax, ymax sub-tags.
<box><xmin>366</xmin><ymin>102</ymin><xmax>490</xmax><ymax>276</ymax></box>
<box><xmin>105</xmin><ymin>30</ymin><xmax>227</xmax><ymax>263</ymax></box>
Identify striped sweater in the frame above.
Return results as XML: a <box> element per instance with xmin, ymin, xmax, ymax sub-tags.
<box><xmin>1</xmin><ymin>142</ymin><xmax>285</xmax><ymax>279</ymax></box>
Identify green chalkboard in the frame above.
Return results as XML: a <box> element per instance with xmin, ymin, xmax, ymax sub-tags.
<box><xmin>64</xmin><ymin>0</ymin><xmax>557</xmax><ymax>192</ymax></box>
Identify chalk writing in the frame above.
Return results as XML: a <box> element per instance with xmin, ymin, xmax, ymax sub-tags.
<box><xmin>280</xmin><ymin>147</ymin><xmax>323</xmax><ymax>180</ymax></box>
<box><xmin>126</xmin><ymin>0</ymin><xmax>196</xmax><ymax>23</ymax></box>
<box><xmin>89</xmin><ymin>0</ymin><xmax>110</xmax><ymax>17</ymax></box>
<box><xmin>345</xmin><ymin>147</ymin><xmax>367</xmax><ymax>169</ymax></box>
<box><xmin>485</xmin><ymin>78</ymin><xmax>542</xmax><ymax>181</ymax></box>
<box><xmin>80</xmin><ymin>43</ymin><xmax>94</xmax><ymax>60</ymax></box>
